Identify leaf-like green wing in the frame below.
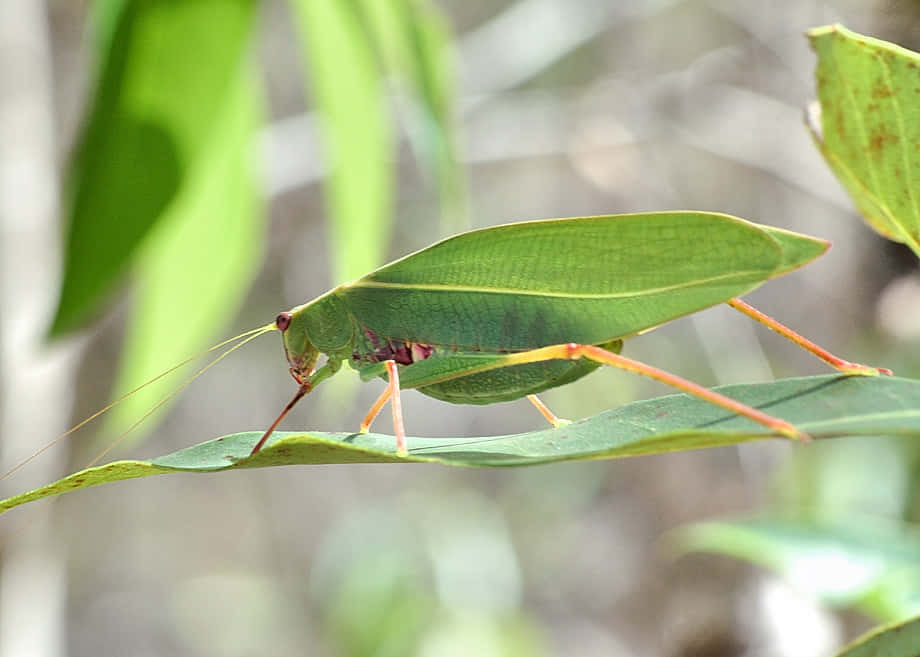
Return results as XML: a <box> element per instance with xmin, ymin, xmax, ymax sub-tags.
<box><xmin>808</xmin><ymin>24</ymin><xmax>920</xmax><ymax>256</ymax></box>
<box><xmin>2</xmin><ymin>375</ymin><xmax>916</xmax><ymax>515</ymax></box>
<box><xmin>759</xmin><ymin>225</ymin><xmax>831</xmax><ymax>275</ymax></box>
<box><xmin>337</xmin><ymin>212</ymin><xmax>827</xmax><ymax>349</ymax></box>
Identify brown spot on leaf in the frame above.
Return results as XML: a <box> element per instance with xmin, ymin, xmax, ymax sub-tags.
<box><xmin>869</xmin><ymin>129</ymin><xmax>899</xmax><ymax>155</ymax></box>
<box><xmin>835</xmin><ymin>111</ymin><xmax>847</xmax><ymax>139</ymax></box>
<box><xmin>872</xmin><ymin>81</ymin><xmax>894</xmax><ymax>98</ymax></box>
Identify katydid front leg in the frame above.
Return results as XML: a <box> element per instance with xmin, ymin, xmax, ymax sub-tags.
<box><xmin>250</xmin><ymin>360</ymin><xmax>342</xmax><ymax>456</ymax></box>
<box><xmin>384</xmin><ymin>361</ymin><xmax>406</xmax><ymax>455</ymax></box>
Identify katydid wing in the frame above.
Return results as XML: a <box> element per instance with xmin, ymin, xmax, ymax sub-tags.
<box><xmin>253</xmin><ymin>211</ymin><xmax>889</xmax><ymax>455</ymax></box>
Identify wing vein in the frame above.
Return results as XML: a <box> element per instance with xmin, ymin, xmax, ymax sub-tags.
<box><xmin>345</xmin><ymin>269</ymin><xmax>773</xmax><ymax>300</ymax></box>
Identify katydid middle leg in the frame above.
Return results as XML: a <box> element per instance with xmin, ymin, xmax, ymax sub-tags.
<box><xmin>526</xmin><ymin>394</ymin><xmax>570</xmax><ymax>427</ymax></box>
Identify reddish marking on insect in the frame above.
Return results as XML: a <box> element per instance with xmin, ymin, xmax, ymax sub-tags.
<box><xmin>276</xmin><ymin>312</ymin><xmax>292</xmax><ymax>331</ymax></box>
<box><xmin>411</xmin><ymin>343</ymin><xmax>433</xmax><ymax>361</ymax></box>
<box><xmin>392</xmin><ymin>343</ymin><xmax>412</xmax><ymax>365</ymax></box>
<box><xmin>354</xmin><ymin>335</ymin><xmax>436</xmax><ymax>366</ymax></box>
<box><xmin>364</xmin><ymin>328</ymin><xmax>380</xmax><ymax>348</ymax></box>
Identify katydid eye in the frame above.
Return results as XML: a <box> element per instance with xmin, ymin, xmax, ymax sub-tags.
<box><xmin>275</xmin><ymin>312</ymin><xmax>292</xmax><ymax>331</ymax></box>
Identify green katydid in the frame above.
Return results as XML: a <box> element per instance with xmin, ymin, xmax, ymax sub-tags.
<box><xmin>245</xmin><ymin>211</ymin><xmax>890</xmax><ymax>457</ymax></box>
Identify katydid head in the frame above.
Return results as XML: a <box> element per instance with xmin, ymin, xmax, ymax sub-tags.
<box><xmin>275</xmin><ymin>309</ymin><xmax>319</xmax><ymax>384</ymax></box>
<box><xmin>253</xmin><ymin>305</ymin><xmax>336</xmax><ymax>456</ymax></box>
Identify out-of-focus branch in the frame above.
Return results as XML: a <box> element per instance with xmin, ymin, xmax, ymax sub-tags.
<box><xmin>0</xmin><ymin>2</ymin><xmax>80</xmax><ymax>657</ymax></box>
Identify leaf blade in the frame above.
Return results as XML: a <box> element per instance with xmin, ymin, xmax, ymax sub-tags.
<box><xmin>105</xmin><ymin>64</ymin><xmax>264</xmax><ymax>441</ymax></box>
<box><xmin>290</xmin><ymin>0</ymin><xmax>392</xmax><ymax>284</ymax></box>
<box><xmin>360</xmin><ymin>0</ymin><xmax>468</xmax><ymax>232</ymax></box>
<box><xmin>3</xmin><ymin>375</ymin><xmax>918</xmax><ymax>514</ymax></box>
<box><xmin>676</xmin><ymin>517</ymin><xmax>920</xmax><ymax>617</ymax></box>
<box><xmin>808</xmin><ymin>24</ymin><xmax>920</xmax><ymax>256</ymax></box>
<box><xmin>51</xmin><ymin>0</ymin><xmax>257</xmax><ymax>335</ymax></box>
<box><xmin>834</xmin><ymin>615</ymin><xmax>920</xmax><ymax>657</ymax></box>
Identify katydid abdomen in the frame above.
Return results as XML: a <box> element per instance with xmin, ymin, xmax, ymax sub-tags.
<box><xmin>353</xmin><ymin>337</ymin><xmax>624</xmax><ymax>404</ymax></box>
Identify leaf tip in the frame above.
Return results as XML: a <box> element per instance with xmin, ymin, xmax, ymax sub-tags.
<box><xmin>806</xmin><ymin>23</ymin><xmax>842</xmax><ymax>41</ymax></box>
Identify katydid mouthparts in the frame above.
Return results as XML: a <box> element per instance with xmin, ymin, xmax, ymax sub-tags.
<box><xmin>249</xmin><ymin>211</ymin><xmax>890</xmax><ymax>457</ymax></box>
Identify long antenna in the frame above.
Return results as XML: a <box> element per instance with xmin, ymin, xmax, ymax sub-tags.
<box><xmin>1</xmin><ymin>323</ymin><xmax>275</xmax><ymax>482</ymax></box>
<box><xmin>83</xmin><ymin>327</ymin><xmax>274</xmax><ymax>468</ymax></box>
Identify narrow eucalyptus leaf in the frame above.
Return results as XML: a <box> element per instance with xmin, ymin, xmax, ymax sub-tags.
<box><xmin>1</xmin><ymin>375</ymin><xmax>916</xmax><ymax>514</ymax></box>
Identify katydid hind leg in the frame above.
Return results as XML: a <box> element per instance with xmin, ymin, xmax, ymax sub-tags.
<box><xmin>489</xmin><ymin>344</ymin><xmax>810</xmax><ymax>442</ymax></box>
<box><xmin>727</xmin><ymin>297</ymin><xmax>892</xmax><ymax>376</ymax></box>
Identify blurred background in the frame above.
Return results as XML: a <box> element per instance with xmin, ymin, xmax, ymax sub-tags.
<box><xmin>2</xmin><ymin>1</ymin><xmax>920</xmax><ymax>656</ymax></box>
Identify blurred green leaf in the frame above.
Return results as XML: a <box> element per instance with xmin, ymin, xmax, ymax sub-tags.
<box><xmin>833</xmin><ymin>615</ymin><xmax>920</xmax><ymax>657</ymax></box>
<box><xmin>310</xmin><ymin>507</ymin><xmax>434</xmax><ymax>657</ymax></box>
<box><xmin>51</xmin><ymin>0</ymin><xmax>257</xmax><ymax>335</ymax></box>
<box><xmin>417</xmin><ymin>612</ymin><xmax>550</xmax><ymax>657</ymax></box>
<box><xmin>88</xmin><ymin>0</ymin><xmax>129</xmax><ymax>59</ymax></box>
<box><xmin>3</xmin><ymin>375</ymin><xmax>920</xmax><ymax>513</ymax></box>
<box><xmin>361</xmin><ymin>0</ymin><xmax>468</xmax><ymax>231</ymax></box>
<box><xmin>771</xmin><ymin>435</ymin><xmax>910</xmax><ymax>521</ymax></box>
<box><xmin>676</xmin><ymin>517</ymin><xmax>920</xmax><ymax>622</ymax></box>
<box><xmin>324</xmin><ymin>553</ymin><xmax>433</xmax><ymax>657</ymax></box>
<box><xmin>106</xmin><ymin>64</ymin><xmax>263</xmax><ymax>441</ymax></box>
<box><xmin>290</xmin><ymin>0</ymin><xmax>392</xmax><ymax>284</ymax></box>
<box><xmin>310</xmin><ymin>499</ymin><xmax>546</xmax><ymax>657</ymax></box>
<box><xmin>808</xmin><ymin>24</ymin><xmax>920</xmax><ymax>258</ymax></box>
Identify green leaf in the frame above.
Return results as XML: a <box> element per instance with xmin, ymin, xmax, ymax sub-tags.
<box><xmin>676</xmin><ymin>517</ymin><xmax>920</xmax><ymax>621</ymax></box>
<box><xmin>3</xmin><ymin>375</ymin><xmax>919</xmax><ymax>514</ymax></box>
<box><xmin>290</xmin><ymin>0</ymin><xmax>392</xmax><ymax>284</ymax></box>
<box><xmin>808</xmin><ymin>24</ymin><xmax>920</xmax><ymax>257</ymax></box>
<box><xmin>51</xmin><ymin>0</ymin><xmax>257</xmax><ymax>335</ymax></box>
<box><xmin>360</xmin><ymin>0</ymin><xmax>468</xmax><ymax>232</ymax></box>
<box><xmin>833</xmin><ymin>615</ymin><xmax>920</xmax><ymax>657</ymax></box>
<box><xmin>106</xmin><ymin>64</ymin><xmax>263</xmax><ymax>442</ymax></box>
